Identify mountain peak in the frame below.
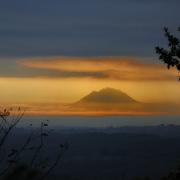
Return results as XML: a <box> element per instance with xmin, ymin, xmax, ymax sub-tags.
<box><xmin>78</xmin><ymin>87</ymin><xmax>137</xmax><ymax>104</ymax></box>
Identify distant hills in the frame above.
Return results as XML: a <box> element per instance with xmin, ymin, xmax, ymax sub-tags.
<box><xmin>77</xmin><ymin>88</ymin><xmax>137</xmax><ymax>104</ymax></box>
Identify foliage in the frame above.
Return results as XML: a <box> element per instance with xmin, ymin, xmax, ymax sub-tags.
<box><xmin>155</xmin><ymin>27</ymin><xmax>180</xmax><ymax>79</ymax></box>
<box><xmin>0</xmin><ymin>107</ymin><xmax>68</xmax><ymax>180</ymax></box>
<box><xmin>160</xmin><ymin>165</ymin><xmax>180</xmax><ymax>180</ymax></box>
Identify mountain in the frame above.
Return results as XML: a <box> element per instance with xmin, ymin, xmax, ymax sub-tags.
<box><xmin>67</xmin><ymin>88</ymin><xmax>167</xmax><ymax>116</ymax></box>
<box><xmin>77</xmin><ymin>88</ymin><xmax>137</xmax><ymax>104</ymax></box>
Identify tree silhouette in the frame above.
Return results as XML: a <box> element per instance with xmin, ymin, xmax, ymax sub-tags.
<box><xmin>155</xmin><ymin>27</ymin><xmax>180</xmax><ymax>79</ymax></box>
<box><xmin>154</xmin><ymin>26</ymin><xmax>180</xmax><ymax>180</ymax></box>
<box><xmin>0</xmin><ymin>107</ymin><xmax>68</xmax><ymax>180</ymax></box>
<box><xmin>160</xmin><ymin>165</ymin><xmax>180</xmax><ymax>180</ymax></box>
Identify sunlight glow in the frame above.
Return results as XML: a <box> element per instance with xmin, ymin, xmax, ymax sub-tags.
<box><xmin>0</xmin><ymin>56</ymin><xmax>180</xmax><ymax>115</ymax></box>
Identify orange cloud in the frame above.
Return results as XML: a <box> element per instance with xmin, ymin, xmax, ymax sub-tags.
<box><xmin>18</xmin><ymin>56</ymin><xmax>177</xmax><ymax>81</ymax></box>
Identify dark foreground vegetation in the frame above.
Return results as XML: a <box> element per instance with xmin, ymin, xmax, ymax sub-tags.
<box><xmin>0</xmin><ymin>108</ymin><xmax>68</xmax><ymax>180</ymax></box>
<box><xmin>1</xmin><ymin>108</ymin><xmax>180</xmax><ymax>179</ymax></box>
<box><xmin>6</xmin><ymin>124</ymin><xmax>180</xmax><ymax>180</ymax></box>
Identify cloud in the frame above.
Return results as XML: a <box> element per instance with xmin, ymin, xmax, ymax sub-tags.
<box><xmin>18</xmin><ymin>56</ymin><xmax>177</xmax><ymax>81</ymax></box>
<box><xmin>0</xmin><ymin>1</ymin><xmax>179</xmax><ymax>58</ymax></box>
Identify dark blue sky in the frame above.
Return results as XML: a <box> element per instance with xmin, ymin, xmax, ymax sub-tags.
<box><xmin>0</xmin><ymin>0</ymin><xmax>179</xmax><ymax>58</ymax></box>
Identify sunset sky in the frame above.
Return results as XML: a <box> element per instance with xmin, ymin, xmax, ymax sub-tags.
<box><xmin>0</xmin><ymin>0</ymin><xmax>180</xmax><ymax>115</ymax></box>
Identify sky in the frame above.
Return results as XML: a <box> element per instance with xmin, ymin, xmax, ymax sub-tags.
<box><xmin>0</xmin><ymin>0</ymin><xmax>180</xmax><ymax>115</ymax></box>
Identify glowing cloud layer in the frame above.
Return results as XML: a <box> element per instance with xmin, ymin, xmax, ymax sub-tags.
<box><xmin>19</xmin><ymin>56</ymin><xmax>177</xmax><ymax>81</ymax></box>
<box><xmin>0</xmin><ymin>56</ymin><xmax>179</xmax><ymax>116</ymax></box>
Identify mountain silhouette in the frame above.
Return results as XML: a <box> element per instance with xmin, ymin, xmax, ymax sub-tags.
<box><xmin>77</xmin><ymin>88</ymin><xmax>137</xmax><ymax>104</ymax></box>
<box><xmin>65</xmin><ymin>88</ymin><xmax>167</xmax><ymax>116</ymax></box>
